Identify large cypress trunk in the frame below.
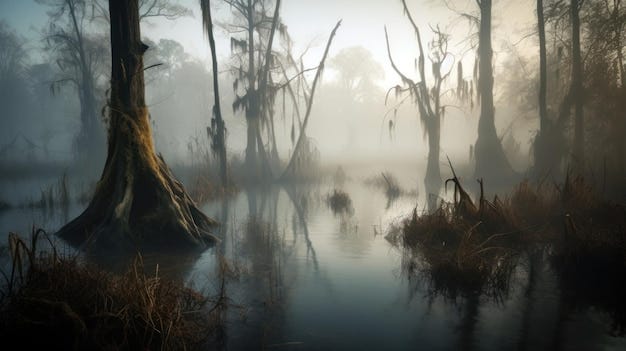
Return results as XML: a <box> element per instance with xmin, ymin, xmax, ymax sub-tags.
<box><xmin>56</xmin><ymin>0</ymin><xmax>217</xmax><ymax>251</ymax></box>
<box><xmin>473</xmin><ymin>0</ymin><xmax>514</xmax><ymax>183</ymax></box>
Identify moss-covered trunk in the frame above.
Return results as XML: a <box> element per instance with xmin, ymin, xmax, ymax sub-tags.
<box><xmin>56</xmin><ymin>0</ymin><xmax>217</xmax><ymax>251</ymax></box>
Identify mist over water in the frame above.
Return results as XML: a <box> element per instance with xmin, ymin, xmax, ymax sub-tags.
<box><xmin>1</xmin><ymin>0</ymin><xmax>626</xmax><ymax>349</ymax></box>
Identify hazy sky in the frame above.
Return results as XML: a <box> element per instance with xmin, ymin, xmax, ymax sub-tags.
<box><xmin>0</xmin><ymin>0</ymin><xmax>536</xmax><ymax>88</ymax></box>
<box><xmin>0</xmin><ymin>0</ymin><xmax>539</xmax><ymax>166</ymax></box>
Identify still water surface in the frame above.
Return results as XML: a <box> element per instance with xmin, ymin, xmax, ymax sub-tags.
<box><xmin>1</xmin><ymin>176</ymin><xmax>625</xmax><ymax>350</ymax></box>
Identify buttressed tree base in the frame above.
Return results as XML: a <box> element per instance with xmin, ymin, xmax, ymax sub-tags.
<box><xmin>56</xmin><ymin>0</ymin><xmax>217</xmax><ymax>251</ymax></box>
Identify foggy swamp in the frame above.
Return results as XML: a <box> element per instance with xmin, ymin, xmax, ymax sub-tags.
<box><xmin>1</xmin><ymin>0</ymin><xmax>626</xmax><ymax>350</ymax></box>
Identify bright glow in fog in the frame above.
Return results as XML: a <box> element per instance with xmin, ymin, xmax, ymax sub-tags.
<box><xmin>0</xmin><ymin>0</ymin><xmax>536</xmax><ymax>168</ymax></box>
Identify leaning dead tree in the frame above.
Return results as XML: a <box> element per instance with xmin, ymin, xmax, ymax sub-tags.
<box><xmin>56</xmin><ymin>0</ymin><xmax>217</xmax><ymax>250</ymax></box>
<box><xmin>280</xmin><ymin>20</ymin><xmax>342</xmax><ymax>181</ymax></box>
<box><xmin>385</xmin><ymin>0</ymin><xmax>453</xmax><ymax>193</ymax></box>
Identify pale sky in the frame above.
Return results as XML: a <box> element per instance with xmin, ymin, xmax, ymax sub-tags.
<box><xmin>0</xmin><ymin>0</ymin><xmax>539</xmax><ymax>165</ymax></box>
<box><xmin>0</xmin><ymin>0</ymin><xmax>537</xmax><ymax>88</ymax></box>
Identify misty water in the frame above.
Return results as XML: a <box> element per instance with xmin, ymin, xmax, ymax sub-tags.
<box><xmin>1</xmin><ymin>170</ymin><xmax>625</xmax><ymax>351</ymax></box>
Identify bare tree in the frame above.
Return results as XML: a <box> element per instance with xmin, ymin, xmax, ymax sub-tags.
<box><xmin>280</xmin><ymin>20</ymin><xmax>342</xmax><ymax>180</ymax></box>
<box><xmin>90</xmin><ymin>0</ymin><xmax>192</xmax><ymax>23</ymax></box>
<box><xmin>385</xmin><ymin>0</ymin><xmax>454</xmax><ymax>193</ymax></box>
<box><xmin>330</xmin><ymin>46</ymin><xmax>384</xmax><ymax>103</ymax></box>
<box><xmin>39</xmin><ymin>0</ymin><xmax>107</xmax><ymax>165</ymax></box>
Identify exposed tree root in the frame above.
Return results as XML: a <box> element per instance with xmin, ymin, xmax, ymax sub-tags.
<box><xmin>57</xmin><ymin>108</ymin><xmax>217</xmax><ymax>252</ymax></box>
<box><xmin>56</xmin><ymin>0</ymin><xmax>217</xmax><ymax>252</ymax></box>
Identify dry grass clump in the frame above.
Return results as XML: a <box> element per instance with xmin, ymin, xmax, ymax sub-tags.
<box><xmin>186</xmin><ymin>169</ymin><xmax>239</xmax><ymax>204</ymax></box>
<box><xmin>327</xmin><ymin>189</ymin><xmax>353</xmax><ymax>215</ymax></box>
<box><xmin>391</xmin><ymin>197</ymin><xmax>517</xmax><ymax>298</ymax></box>
<box><xmin>549</xmin><ymin>176</ymin><xmax>626</xmax><ymax>335</ymax></box>
<box><xmin>509</xmin><ymin>174</ymin><xmax>626</xmax><ymax>261</ymax></box>
<box><xmin>391</xmin><ymin>167</ymin><xmax>626</xmax><ymax>304</ymax></box>
<box><xmin>0</xmin><ymin>230</ymin><xmax>217</xmax><ymax>350</ymax></box>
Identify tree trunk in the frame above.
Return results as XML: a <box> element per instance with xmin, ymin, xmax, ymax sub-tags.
<box><xmin>533</xmin><ymin>0</ymin><xmax>551</xmax><ymax>177</ymax></box>
<box><xmin>269</xmin><ymin>110</ymin><xmax>280</xmax><ymax>166</ymax></box>
<box><xmin>616</xmin><ymin>0</ymin><xmax>625</xmax><ymax>88</ymax></box>
<box><xmin>571</xmin><ymin>0</ymin><xmax>584</xmax><ymax>172</ymax></box>
<box><xmin>259</xmin><ymin>0</ymin><xmax>282</xmax><ymax>172</ymax></box>
<box><xmin>474</xmin><ymin>0</ymin><xmax>514</xmax><ymax>183</ymax></box>
<box><xmin>538</xmin><ymin>0</ymin><xmax>548</xmax><ymax>134</ymax></box>
<box><xmin>56</xmin><ymin>0</ymin><xmax>217</xmax><ymax>251</ymax></box>
<box><xmin>425</xmin><ymin>116</ymin><xmax>441</xmax><ymax>199</ymax></box>
<box><xmin>245</xmin><ymin>0</ymin><xmax>258</xmax><ymax>176</ymax></box>
<box><xmin>201</xmin><ymin>0</ymin><xmax>228</xmax><ymax>187</ymax></box>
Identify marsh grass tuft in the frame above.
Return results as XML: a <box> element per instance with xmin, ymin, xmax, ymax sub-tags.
<box><xmin>390</xmin><ymin>169</ymin><xmax>626</xmax><ymax>303</ymax></box>
<box><xmin>0</xmin><ymin>229</ymin><xmax>221</xmax><ymax>350</ymax></box>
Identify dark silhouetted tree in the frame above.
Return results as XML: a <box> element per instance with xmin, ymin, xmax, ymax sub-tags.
<box><xmin>223</xmin><ymin>0</ymin><xmax>284</xmax><ymax>180</ymax></box>
<box><xmin>38</xmin><ymin>0</ymin><xmax>107</xmax><ymax>166</ymax></box>
<box><xmin>200</xmin><ymin>0</ymin><xmax>228</xmax><ymax>187</ymax></box>
<box><xmin>473</xmin><ymin>0</ymin><xmax>515</xmax><ymax>182</ymax></box>
<box><xmin>570</xmin><ymin>0</ymin><xmax>585</xmax><ymax>172</ymax></box>
<box><xmin>385</xmin><ymin>0</ymin><xmax>453</xmax><ymax>194</ymax></box>
<box><xmin>56</xmin><ymin>0</ymin><xmax>217</xmax><ymax>250</ymax></box>
<box><xmin>533</xmin><ymin>0</ymin><xmax>552</xmax><ymax>176</ymax></box>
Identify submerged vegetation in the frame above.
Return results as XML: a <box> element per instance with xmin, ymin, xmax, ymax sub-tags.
<box><xmin>0</xmin><ymin>230</ymin><xmax>221</xmax><ymax>350</ymax></box>
<box><xmin>364</xmin><ymin>172</ymin><xmax>404</xmax><ymax>207</ymax></box>
<box><xmin>327</xmin><ymin>188</ymin><xmax>353</xmax><ymax>215</ymax></box>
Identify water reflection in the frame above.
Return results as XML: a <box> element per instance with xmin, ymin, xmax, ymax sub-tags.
<box><xmin>2</xmin><ymin>177</ymin><xmax>625</xmax><ymax>350</ymax></box>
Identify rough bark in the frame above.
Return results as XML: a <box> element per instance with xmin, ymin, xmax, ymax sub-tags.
<box><xmin>56</xmin><ymin>0</ymin><xmax>217</xmax><ymax>251</ymax></box>
<box><xmin>474</xmin><ymin>0</ymin><xmax>514</xmax><ymax>183</ymax></box>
